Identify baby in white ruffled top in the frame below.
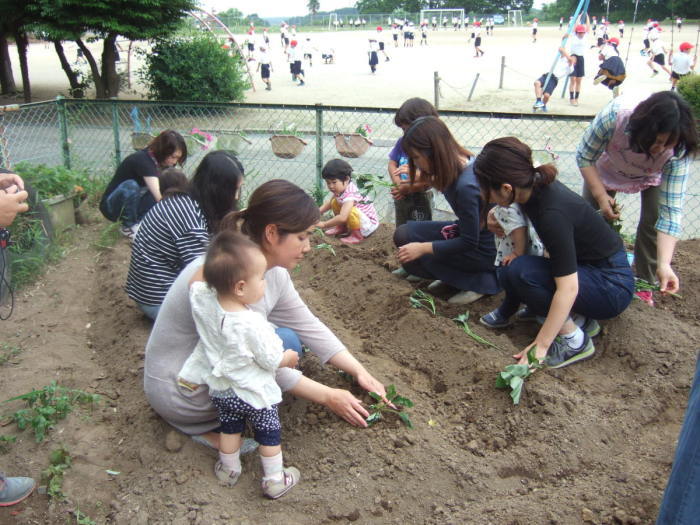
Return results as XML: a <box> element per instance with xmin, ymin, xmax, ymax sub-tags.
<box><xmin>177</xmin><ymin>230</ymin><xmax>300</xmax><ymax>499</ymax></box>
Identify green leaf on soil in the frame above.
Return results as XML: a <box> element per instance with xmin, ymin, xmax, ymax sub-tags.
<box><xmin>399</xmin><ymin>412</ymin><xmax>414</xmax><ymax>429</ymax></box>
<box><xmin>393</xmin><ymin>395</ymin><xmax>414</xmax><ymax>408</ymax></box>
<box><xmin>368</xmin><ymin>391</ymin><xmax>382</xmax><ymax>402</ymax></box>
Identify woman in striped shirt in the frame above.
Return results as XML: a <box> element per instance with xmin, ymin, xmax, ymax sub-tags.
<box><xmin>126</xmin><ymin>151</ymin><xmax>244</xmax><ymax>319</ymax></box>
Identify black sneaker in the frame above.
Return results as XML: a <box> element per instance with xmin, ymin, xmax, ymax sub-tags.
<box><xmin>544</xmin><ymin>333</ymin><xmax>595</xmax><ymax>369</ymax></box>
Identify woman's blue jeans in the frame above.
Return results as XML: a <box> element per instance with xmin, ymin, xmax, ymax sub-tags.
<box><xmin>496</xmin><ymin>250</ymin><xmax>634</xmax><ymax>320</ymax></box>
<box><xmin>276</xmin><ymin>327</ymin><xmax>303</xmax><ymax>357</ymax></box>
<box><xmin>657</xmin><ymin>353</ymin><xmax>700</xmax><ymax>524</ymax></box>
<box><xmin>103</xmin><ymin>179</ymin><xmax>155</xmax><ymax>227</ymax></box>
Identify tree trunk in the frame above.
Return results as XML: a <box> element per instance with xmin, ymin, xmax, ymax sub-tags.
<box><xmin>76</xmin><ymin>38</ymin><xmax>106</xmax><ymax>98</ymax></box>
<box><xmin>0</xmin><ymin>30</ymin><xmax>16</xmax><ymax>95</ymax></box>
<box><xmin>100</xmin><ymin>33</ymin><xmax>120</xmax><ymax>98</ymax></box>
<box><xmin>13</xmin><ymin>31</ymin><xmax>30</xmax><ymax>103</ymax></box>
<box><xmin>52</xmin><ymin>40</ymin><xmax>84</xmax><ymax>98</ymax></box>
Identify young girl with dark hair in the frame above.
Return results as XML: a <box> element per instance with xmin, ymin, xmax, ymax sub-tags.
<box><xmin>126</xmin><ymin>151</ymin><xmax>245</xmax><ymax>319</ymax></box>
<box><xmin>144</xmin><ymin>180</ymin><xmax>389</xmax><ymax>459</ymax></box>
<box><xmin>393</xmin><ymin>116</ymin><xmax>499</xmax><ymax>304</ymax></box>
<box><xmin>577</xmin><ymin>91</ymin><xmax>698</xmax><ymax>304</ymax></box>
<box><xmin>475</xmin><ymin>137</ymin><xmax>634</xmax><ymax>369</ymax></box>
<box><xmin>100</xmin><ymin>129</ymin><xmax>187</xmax><ymax>239</ymax></box>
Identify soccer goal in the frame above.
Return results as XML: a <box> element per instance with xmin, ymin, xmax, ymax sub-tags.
<box><xmin>420</xmin><ymin>8</ymin><xmax>465</xmax><ymax>29</ymax></box>
<box><xmin>507</xmin><ymin>10</ymin><xmax>523</xmax><ymax>27</ymax></box>
<box><xmin>328</xmin><ymin>12</ymin><xmax>338</xmax><ymax>31</ymax></box>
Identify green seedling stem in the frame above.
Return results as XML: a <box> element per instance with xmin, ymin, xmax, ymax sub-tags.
<box><xmin>410</xmin><ymin>289</ymin><xmax>437</xmax><ymax>316</ymax></box>
<box><xmin>452</xmin><ymin>312</ymin><xmax>500</xmax><ymax>349</ymax></box>
<box><xmin>495</xmin><ymin>346</ymin><xmax>545</xmax><ymax>404</ymax></box>
<box><xmin>314</xmin><ymin>243</ymin><xmax>336</xmax><ymax>256</ymax></box>
<box><xmin>366</xmin><ymin>384</ymin><xmax>414</xmax><ymax>429</ymax></box>
<box><xmin>635</xmin><ymin>277</ymin><xmax>682</xmax><ymax>299</ymax></box>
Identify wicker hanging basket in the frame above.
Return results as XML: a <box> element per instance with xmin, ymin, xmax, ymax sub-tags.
<box><xmin>270</xmin><ymin>135</ymin><xmax>308</xmax><ymax>159</ymax></box>
<box><xmin>334</xmin><ymin>133</ymin><xmax>372</xmax><ymax>158</ymax></box>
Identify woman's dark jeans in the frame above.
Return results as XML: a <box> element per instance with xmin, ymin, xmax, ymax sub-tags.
<box><xmin>497</xmin><ymin>250</ymin><xmax>634</xmax><ymax>320</ymax></box>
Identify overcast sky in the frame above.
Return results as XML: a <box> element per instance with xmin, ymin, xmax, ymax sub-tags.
<box><xmin>203</xmin><ymin>0</ymin><xmax>357</xmax><ymax>18</ymax></box>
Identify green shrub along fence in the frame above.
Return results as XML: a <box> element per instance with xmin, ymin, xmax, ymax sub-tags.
<box><xmin>1</xmin><ymin>97</ymin><xmax>699</xmax><ymax>238</ymax></box>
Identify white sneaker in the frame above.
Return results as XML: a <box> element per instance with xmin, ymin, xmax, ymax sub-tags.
<box><xmin>427</xmin><ymin>280</ymin><xmax>444</xmax><ymax>291</ymax></box>
<box><xmin>593</xmin><ymin>75</ymin><xmax>606</xmax><ymax>85</ymax></box>
<box><xmin>447</xmin><ymin>290</ymin><xmax>485</xmax><ymax>305</ymax></box>
<box><xmin>119</xmin><ymin>225</ymin><xmax>136</xmax><ymax>241</ymax></box>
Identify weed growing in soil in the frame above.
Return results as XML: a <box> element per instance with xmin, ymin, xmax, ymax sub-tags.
<box><xmin>453</xmin><ymin>312</ymin><xmax>499</xmax><ymax>349</ymax></box>
<box><xmin>366</xmin><ymin>384</ymin><xmax>414</xmax><ymax>429</ymax></box>
<box><xmin>635</xmin><ymin>277</ymin><xmax>682</xmax><ymax>299</ymax></box>
<box><xmin>0</xmin><ymin>342</ymin><xmax>22</xmax><ymax>365</ymax></box>
<box><xmin>93</xmin><ymin>221</ymin><xmax>122</xmax><ymax>251</ymax></box>
<box><xmin>0</xmin><ymin>435</ymin><xmax>16</xmax><ymax>453</ymax></box>
<box><xmin>409</xmin><ymin>289</ymin><xmax>437</xmax><ymax>315</ymax></box>
<box><xmin>72</xmin><ymin>508</ymin><xmax>96</xmax><ymax>525</ymax></box>
<box><xmin>3</xmin><ymin>382</ymin><xmax>100</xmax><ymax>442</ymax></box>
<box><xmin>495</xmin><ymin>346</ymin><xmax>545</xmax><ymax>404</ymax></box>
<box><xmin>41</xmin><ymin>446</ymin><xmax>71</xmax><ymax>500</ymax></box>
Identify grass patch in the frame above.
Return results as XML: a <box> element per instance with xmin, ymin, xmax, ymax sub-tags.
<box><xmin>0</xmin><ymin>342</ymin><xmax>22</xmax><ymax>365</ymax></box>
<box><xmin>92</xmin><ymin>221</ymin><xmax>122</xmax><ymax>251</ymax></box>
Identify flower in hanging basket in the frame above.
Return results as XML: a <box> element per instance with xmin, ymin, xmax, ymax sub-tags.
<box><xmin>355</xmin><ymin>123</ymin><xmax>373</xmax><ymax>139</ymax></box>
<box><xmin>189</xmin><ymin>127</ymin><xmax>216</xmax><ymax>151</ymax></box>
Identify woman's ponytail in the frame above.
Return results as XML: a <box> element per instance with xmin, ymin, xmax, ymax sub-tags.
<box><xmin>533</xmin><ymin>163</ymin><xmax>557</xmax><ymax>187</ymax></box>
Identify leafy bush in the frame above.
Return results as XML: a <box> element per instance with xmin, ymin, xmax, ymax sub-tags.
<box><xmin>139</xmin><ymin>35</ymin><xmax>250</xmax><ymax>102</ymax></box>
<box><xmin>677</xmin><ymin>74</ymin><xmax>700</xmax><ymax>119</ymax></box>
<box><xmin>13</xmin><ymin>162</ymin><xmax>95</xmax><ymax>201</ymax></box>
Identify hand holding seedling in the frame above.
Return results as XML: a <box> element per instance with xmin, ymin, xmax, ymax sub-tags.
<box><xmin>365</xmin><ymin>384</ymin><xmax>414</xmax><ymax>428</ymax></box>
<box><xmin>279</xmin><ymin>349</ymin><xmax>299</xmax><ymax>369</ymax></box>
<box><xmin>496</xmin><ymin>346</ymin><xmax>545</xmax><ymax>404</ymax></box>
<box><xmin>514</xmin><ymin>341</ymin><xmax>548</xmax><ymax>365</ymax></box>
<box><xmin>597</xmin><ymin>194</ymin><xmax>620</xmax><ymax>221</ymax></box>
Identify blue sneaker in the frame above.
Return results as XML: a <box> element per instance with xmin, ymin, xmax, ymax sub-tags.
<box><xmin>580</xmin><ymin>317</ymin><xmax>601</xmax><ymax>338</ymax></box>
<box><xmin>544</xmin><ymin>333</ymin><xmax>595</xmax><ymax>369</ymax></box>
<box><xmin>479</xmin><ymin>309</ymin><xmax>512</xmax><ymax>329</ymax></box>
<box><xmin>0</xmin><ymin>475</ymin><xmax>35</xmax><ymax>507</ymax></box>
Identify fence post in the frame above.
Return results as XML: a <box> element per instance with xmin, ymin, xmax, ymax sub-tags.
<box><xmin>560</xmin><ymin>75</ymin><xmax>570</xmax><ymax>98</ymax></box>
<box><xmin>56</xmin><ymin>96</ymin><xmax>71</xmax><ymax>169</ymax></box>
<box><xmin>315</xmin><ymin>103</ymin><xmax>323</xmax><ymax>189</ymax></box>
<box><xmin>111</xmin><ymin>98</ymin><xmax>121</xmax><ymax>167</ymax></box>
<box><xmin>499</xmin><ymin>56</ymin><xmax>505</xmax><ymax>89</ymax></box>
<box><xmin>468</xmin><ymin>73</ymin><xmax>480</xmax><ymax>101</ymax></box>
<box><xmin>433</xmin><ymin>71</ymin><xmax>440</xmax><ymax>110</ymax></box>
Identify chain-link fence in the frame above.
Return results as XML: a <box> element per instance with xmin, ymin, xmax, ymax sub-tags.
<box><xmin>2</xmin><ymin>97</ymin><xmax>699</xmax><ymax>238</ymax></box>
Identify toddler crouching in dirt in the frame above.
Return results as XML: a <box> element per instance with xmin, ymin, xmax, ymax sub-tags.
<box><xmin>318</xmin><ymin>159</ymin><xmax>379</xmax><ymax>244</ymax></box>
<box><xmin>177</xmin><ymin>231</ymin><xmax>301</xmax><ymax>499</ymax></box>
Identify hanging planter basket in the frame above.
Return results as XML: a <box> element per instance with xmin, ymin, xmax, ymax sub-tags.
<box><xmin>270</xmin><ymin>135</ymin><xmax>308</xmax><ymax>159</ymax></box>
<box><xmin>131</xmin><ymin>132</ymin><xmax>154</xmax><ymax>150</ymax></box>
<box><xmin>334</xmin><ymin>133</ymin><xmax>372</xmax><ymax>158</ymax></box>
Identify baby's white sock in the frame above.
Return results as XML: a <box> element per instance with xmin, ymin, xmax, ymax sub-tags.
<box><xmin>219</xmin><ymin>450</ymin><xmax>241</xmax><ymax>473</ymax></box>
<box><xmin>562</xmin><ymin>326</ymin><xmax>585</xmax><ymax>349</ymax></box>
<box><xmin>260</xmin><ymin>451</ymin><xmax>284</xmax><ymax>482</ymax></box>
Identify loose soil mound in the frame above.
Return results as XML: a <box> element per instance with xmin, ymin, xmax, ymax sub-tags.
<box><xmin>1</xmin><ymin>218</ymin><xmax>698</xmax><ymax>524</ymax></box>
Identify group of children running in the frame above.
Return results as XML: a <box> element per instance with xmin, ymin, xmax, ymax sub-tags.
<box><xmin>531</xmin><ymin>15</ymin><xmax>696</xmax><ymax>112</ymax></box>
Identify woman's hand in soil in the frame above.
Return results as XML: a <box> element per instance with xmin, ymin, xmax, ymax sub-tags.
<box><xmin>397</xmin><ymin>242</ymin><xmax>429</xmax><ymax>264</ymax></box>
<box><xmin>657</xmin><ymin>263</ymin><xmax>680</xmax><ymax>295</ymax></box>
<box><xmin>513</xmin><ymin>342</ymin><xmax>547</xmax><ymax>365</ymax></box>
<box><xmin>325</xmin><ymin>388</ymin><xmax>370</xmax><ymax>427</ymax></box>
<box><xmin>355</xmin><ymin>370</ymin><xmax>395</xmax><ymax>407</ymax></box>
<box><xmin>486</xmin><ymin>208</ymin><xmax>505</xmax><ymax>238</ymax></box>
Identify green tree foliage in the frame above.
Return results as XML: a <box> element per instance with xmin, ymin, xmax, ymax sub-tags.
<box><xmin>308</xmin><ymin>0</ymin><xmax>321</xmax><ymax>14</ymax></box>
<box><xmin>677</xmin><ymin>75</ymin><xmax>700</xmax><ymax>119</ymax></box>
<box><xmin>31</xmin><ymin>0</ymin><xmax>195</xmax><ymax>98</ymax></box>
<box><xmin>356</xmin><ymin>0</ymin><xmax>533</xmax><ymax>14</ymax></box>
<box><xmin>139</xmin><ymin>35</ymin><xmax>250</xmax><ymax>102</ymax></box>
<box><xmin>540</xmin><ymin>0</ymin><xmax>688</xmax><ymax>22</ymax></box>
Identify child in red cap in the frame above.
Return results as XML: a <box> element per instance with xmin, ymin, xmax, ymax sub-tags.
<box><xmin>670</xmin><ymin>42</ymin><xmax>696</xmax><ymax>91</ymax></box>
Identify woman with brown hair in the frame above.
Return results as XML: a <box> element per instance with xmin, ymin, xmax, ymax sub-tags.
<box><xmin>475</xmin><ymin>137</ymin><xmax>634</xmax><ymax>369</ymax></box>
<box><xmin>100</xmin><ymin>130</ymin><xmax>187</xmax><ymax>239</ymax></box>
<box><xmin>144</xmin><ymin>179</ymin><xmax>388</xmax><ymax>448</ymax></box>
<box><xmin>393</xmin><ymin>116</ymin><xmax>499</xmax><ymax>304</ymax></box>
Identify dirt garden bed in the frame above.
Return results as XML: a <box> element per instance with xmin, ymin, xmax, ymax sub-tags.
<box><xmin>0</xmin><ymin>212</ymin><xmax>698</xmax><ymax>524</ymax></box>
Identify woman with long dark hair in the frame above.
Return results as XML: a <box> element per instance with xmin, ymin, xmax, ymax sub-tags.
<box><xmin>100</xmin><ymin>130</ymin><xmax>187</xmax><ymax>239</ymax></box>
<box><xmin>126</xmin><ymin>151</ymin><xmax>244</xmax><ymax>319</ymax></box>
<box><xmin>393</xmin><ymin>116</ymin><xmax>498</xmax><ymax>304</ymax></box>
<box><xmin>144</xmin><ymin>180</ymin><xmax>387</xmax><ymax>448</ymax></box>
<box><xmin>475</xmin><ymin>137</ymin><xmax>634</xmax><ymax>368</ymax></box>
<box><xmin>577</xmin><ymin>91</ymin><xmax>698</xmax><ymax>304</ymax></box>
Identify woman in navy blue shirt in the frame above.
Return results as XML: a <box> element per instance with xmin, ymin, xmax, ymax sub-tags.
<box><xmin>393</xmin><ymin>116</ymin><xmax>499</xmax><ymax>304</ymax></box>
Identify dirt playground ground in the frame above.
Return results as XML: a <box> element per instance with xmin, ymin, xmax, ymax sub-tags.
<box><xmin>5</xmin><ymin>22</ymin><xmax>698</xmax><ymax>114</ymax></box>
<box><xmin>0</xmin><ymin>206</ymin><xmax>699</xmax><ymax>524</ymax></box>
